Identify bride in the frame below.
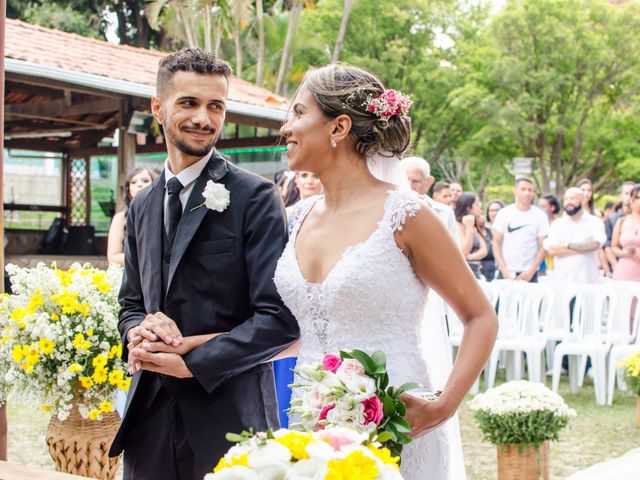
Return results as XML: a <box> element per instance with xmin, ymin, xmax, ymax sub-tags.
<box><xmin>273</xmin><ymin>64</ymin><xmax>497</xmax><ymax>479</ymax></box>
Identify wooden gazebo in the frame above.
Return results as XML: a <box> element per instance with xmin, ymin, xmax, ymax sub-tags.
<box><xmin>3</xmin><ymin>19</ymin><xmax>288</xmax><ymax>229</ymax></box>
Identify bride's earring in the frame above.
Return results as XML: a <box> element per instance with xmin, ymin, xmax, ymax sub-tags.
<box><xmin>330</xmin><ymin>138</ymin><xmax>337</xmax><ymax>148</ymax></box>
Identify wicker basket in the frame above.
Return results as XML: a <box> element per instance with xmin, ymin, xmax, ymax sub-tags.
<box><xmin>497</xmin><ymin>441</ymin><xmax>549</xmax><ymax>480</ymax></box>
<box><xmin>46</xmin><ymin>402</ymin><xmax>121</xmax><ymax>479</ymax></box>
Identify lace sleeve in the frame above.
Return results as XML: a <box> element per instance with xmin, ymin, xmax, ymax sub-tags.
<box><xmin>386</xmin><ymin>190</ymin><xmax>424</xmax><ymax>232</ymax></box>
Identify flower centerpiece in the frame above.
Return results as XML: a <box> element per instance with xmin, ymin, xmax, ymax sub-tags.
<box><xmin>205</xmin><ymin>427</ymin><xmax>405</xmax><ymax>480</ymax></box>
<box><xmin>619</xmin><ymin>352</ymin><xmax>640</xmax><ymax>426</ymax></box>
<box><xmin>289</xmin><ymin>350</ymin><xmax>419</xmax><ymax>457</ymax></box>
<box><xmin>468</xmin><ymin>380</ymin><xmax>576</xmax><ymax>480</ymax></box>
<box><xmin>0</xmin><ymin>262</ymin><xmax>127</xmax><ymax>479</ymax></box>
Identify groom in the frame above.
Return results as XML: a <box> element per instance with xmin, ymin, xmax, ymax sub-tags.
<box><xmin>108</xmin><ymin>48</ymin><xmax>299</xmax><ymax>479</ymax></box>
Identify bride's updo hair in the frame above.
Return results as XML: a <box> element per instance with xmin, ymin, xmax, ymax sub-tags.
<box><xmin>301</xmin><ymin>64</ymin><xmax>412</xmax><ymax>159</ymax></box>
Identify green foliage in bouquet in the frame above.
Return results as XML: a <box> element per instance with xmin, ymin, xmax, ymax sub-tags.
<box><xmin>468</xmin><ymin>380</ymin><xmax>576</xmax><ymax>449</ymax></box>
<box><xmin>619</xmin><ymin>352</ymin><xmax>640</xmax><ymax>396</ymax></box>
<box><xmin>340</xmin><ymin>350</ymin><xmax>420</xmax><ymax>457</ymax></box>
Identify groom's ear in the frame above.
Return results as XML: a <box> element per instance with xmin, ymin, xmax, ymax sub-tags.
<box><xmin>330</xmin><ymin>114</ymin><xmax>352</xmax><ymax>145</ymax></box>
<box><xmin>151</xmin><ymin>96</ymin><xmax>164</xmax><ymax>125</ymax></box>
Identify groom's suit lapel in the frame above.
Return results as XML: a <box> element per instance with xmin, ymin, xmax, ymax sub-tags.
<box><xmin>140</xmin><ymin>172</ymin><xmax>165</xmax><ymax>311</ymax></box>
<box><xmin>166</xmin><ymin>149</ymin><xmax>230</xmax><ymax>295</ymax></box>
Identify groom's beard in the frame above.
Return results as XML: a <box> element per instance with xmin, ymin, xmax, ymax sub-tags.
<box><xmin>166</xmin><ymin>124</ymin><xmax>219</xmax><ymax>158</ymax></box>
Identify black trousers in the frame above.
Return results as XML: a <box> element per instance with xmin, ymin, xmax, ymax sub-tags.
<box><xmin>123</xmin><ymin>386</ymin><xmax>213</xmax><ymax>480</ymax></box>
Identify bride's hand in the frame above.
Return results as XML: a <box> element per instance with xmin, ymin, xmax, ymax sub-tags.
<box><xmin>401</xmin><ymin>393</ymin><xmax>454</xmax><ymax>439</ymax></box>
<box><xmin>138</xmin><ymin>333</ymin><xmax>225</xmax><ymax>356</ymax></box>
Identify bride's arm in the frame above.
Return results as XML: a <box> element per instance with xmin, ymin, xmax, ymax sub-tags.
<box><xmin>132</xmin><ymin>335</ymin><xmax>300</xmax><ymax>362</ymax></box>
<box><xmin>396</xmin><ymin>203</ymin><xmax>498</xmax><ymax>438</ymax></box>
<box><xmin>268</xmin><ymin>339</ymin><xmax>300</xmax><ymax>361</ymax></box>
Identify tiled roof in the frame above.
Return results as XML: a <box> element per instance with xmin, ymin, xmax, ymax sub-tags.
<box><xmin>4</xmin><ymin>19</ymin><xmax>288</xmax><ymax>110</ymax></box>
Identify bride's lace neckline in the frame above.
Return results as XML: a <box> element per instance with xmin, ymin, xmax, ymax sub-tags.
<box><xmin>291</xmin><ymin>189</ymin><xmax>400</xmax><ymax>287</ymax></box>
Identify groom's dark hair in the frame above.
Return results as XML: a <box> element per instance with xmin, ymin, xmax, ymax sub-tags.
<box><xmin>156</xmin><ymin>48</ymin><xmax>232</xmax><ymax>98</ymax></box>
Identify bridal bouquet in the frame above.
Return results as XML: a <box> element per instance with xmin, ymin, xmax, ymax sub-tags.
<box><xmin>205</xmin><ymin>427</ymin><xmax>404</xmax><ymax>480</ymax></box>
<box><xmin>289</xmin><ymin>350</ymin><xmax>418</xmax><ymax>457</ymax></box>
<box><xmin>0</xmin><ymin>263</ymin><xmax>128</xmax><ymax>420</ymax></box>
<box><xmin>468</xmin><ymin>380</ymin><xmax>576</xmax><ymax>448</ymax></box>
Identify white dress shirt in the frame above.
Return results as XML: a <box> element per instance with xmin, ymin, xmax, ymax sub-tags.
<box><xmin>163</xmin><ymin>151</ymin><xmax>213</xmax><ymax>231</ymax></box>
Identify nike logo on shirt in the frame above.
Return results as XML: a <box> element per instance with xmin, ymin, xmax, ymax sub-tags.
<box><xmin>507</xmin><ymin>223</ymin><xmax>529</xmax><ymax>233</ymax></box>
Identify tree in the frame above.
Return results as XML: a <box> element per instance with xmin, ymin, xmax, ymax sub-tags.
<box><xmin>331</xmin><ymin>0</ymin><xmax>352</xmax><ymax>63</ymax></box>
<box><xmin>255</xmin><ymin>0</ymin><xmax>266</xmax><ymax>85</ymax></box>
<box><xmin>275</xmin><ymin>0</ymin><xmax>303</xmax><ymax>94</ymax></box>
<box><xmin>482</xmin><ymin>0</ymin><xmax>640</xmax><ymax>195</ymax></box>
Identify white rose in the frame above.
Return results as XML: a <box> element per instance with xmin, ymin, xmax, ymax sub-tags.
<box><xmin>248</xmin><ymin>441</ymin><xmax>291</xmax><ymax>467</ymax></box>
<box><xmin>205</xmin><ymin>466</ymin><xmax>258</xmax><ymax>480</ymax></box>
<box><xmin>286</xmin><ymin>458</ymin><xmax>327</xmax><ymax>480</ymax></box>
<box><xmin>202</xmin><ymin>180</ymin><xmax>231</xmax><ymax>212</ymax></box>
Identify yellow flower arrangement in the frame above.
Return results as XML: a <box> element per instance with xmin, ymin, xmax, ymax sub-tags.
<box><xmin>0</xmin><ymin>263</ymin><xmax>126</xmax><ymax>420</ymax></box>
<box><xmin>619</xmin><ymin>352</ymin><xmax>640</xmax><ymax>395</ymax></box>
<box><xmin>206</xmin><ymin>428</ymin><xmax>405</xmax><ymax>480</ymax></box>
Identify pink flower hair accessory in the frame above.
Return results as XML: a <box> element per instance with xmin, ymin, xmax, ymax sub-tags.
<box><xmin>366</xmin><ymin>89</ymin><xmax>413</xmax><ymax>120</ymax></box>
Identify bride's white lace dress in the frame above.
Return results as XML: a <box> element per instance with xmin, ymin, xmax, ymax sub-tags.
<box><xmin>274</xmin><ymin>189</ymin><xmax>465</xmax><ymax>479</ymax></box>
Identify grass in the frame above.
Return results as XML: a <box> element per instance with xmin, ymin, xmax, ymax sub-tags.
<box><xmin>4</xmin><ymin>374</ymin><xmax>640</xmax><ymax>479</ymax></box>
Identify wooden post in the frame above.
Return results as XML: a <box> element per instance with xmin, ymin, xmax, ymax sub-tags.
<box><xmin>117</xmin><ymin>102</ymin><xmax>136</xmax><ymax>211</ymax></box>
<box><xmin>0</xmin><ymin>0</ymin><xmax>9</xmax><ymax>463</ymax></box>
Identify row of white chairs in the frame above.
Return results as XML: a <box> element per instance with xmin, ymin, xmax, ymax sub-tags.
<box><xmin>447</xmin><ymin>279</ymin><xmax>640</xmax><ymax>405</ymax></box>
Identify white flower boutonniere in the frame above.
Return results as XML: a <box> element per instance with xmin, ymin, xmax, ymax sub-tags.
<box><xmin>191</xmin><ymin>180</ymin><xmax>230</xmax><ymax>213</ymax></box>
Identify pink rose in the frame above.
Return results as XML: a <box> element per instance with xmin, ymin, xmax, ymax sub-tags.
<box><xmin>362</xmin><ymin>396</ymin><xmax>384</xmax><ymax>426</ymax></box>
<box><xmin>336</xmin><ymin>359</ymin><xmax>365</xmax><ymax>378</ymax></box>
<box><xmin>322</xmin><ymin>354</ymin><xmax>342</xmax><ymax>373</ymax></box>
<box><xmin>317</xmin><ymin>428</ymin><xmax>362</xmax><ymax>450</ymax></box>
<box><xmin>319</xmin><ymin>403</ymin><xmax>335</xmax><ymax>421</ymax></box>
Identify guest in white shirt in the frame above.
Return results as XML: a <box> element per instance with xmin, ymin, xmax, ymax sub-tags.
<box><xmin>544</xmin><ymin>188</ymin><xmax>607</xmax><ymax>284</ymax></box>
<box><xmin>401</xmin><ymin>157</ymin><xmax>457</xmax><ymax>238</ymax></box>
<box><xmin>492</xmin><ymin>176</ymin><xmax>549</xmax><ymax>282</ymax></box>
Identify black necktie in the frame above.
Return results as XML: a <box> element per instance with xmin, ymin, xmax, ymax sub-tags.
<box><xmin>166</xmin><ymin>177</ymin><xmax>184</xmax><ymax>240</ymax></box>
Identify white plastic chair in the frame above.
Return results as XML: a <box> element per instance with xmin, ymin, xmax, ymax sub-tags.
<box><xmin>607</xmin><ymin>283</ymin><xmax>640</xmax><ymax>405</ymax></box>
<box><xmin>485</xmin><ymin>282</ymin><xmax>552</xmax><ymax>388</ymax></box>
<box><xmin>551</xmin><ymin>284</ymin><xmax>617</xmax><ymax>405</ymax></box>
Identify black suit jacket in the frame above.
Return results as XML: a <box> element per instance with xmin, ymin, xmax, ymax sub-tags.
<box><xmin>109</xmin><ymin>150</ymin><xmax>299</xmax><ymax>462</ymax></box>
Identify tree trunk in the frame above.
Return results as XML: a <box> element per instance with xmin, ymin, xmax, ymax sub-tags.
<box><xmin>256</xmin><ymin>0</ymin><xmax>265</xmax><ymax>86</ymax></box>
<box><xmin>204</xmin><ymin>1</ymin><xmax>213</xmax><ymax>51</ymax></box>
<box><xmin>116</xmin><ymin>4</ymin><xmax>129</xmax><ymax>45</ymax></box>
<box><xmin>331</xmin><ymin>0</ymin><xmax>353</xmax><ymax>63</ymax></box>
<box><xmin>234</xmin><ymin>25</ymin><xmax>243</xmax><ymax>79</ymax></box>
<box><xmin>275</xmin><ymin>0</ymin><xmax>303</xmax><ymax>95</ymax></box>
<box><xmin>176</xmin><ymin>0</ymin><xmax>198</xmax><ymax>47</ymax></box>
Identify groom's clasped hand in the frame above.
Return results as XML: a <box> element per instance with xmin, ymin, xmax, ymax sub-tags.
<box><xmin>126</xmin><ymin>311</ymin><xmax>192</xmax><ymax>378</ymax></box>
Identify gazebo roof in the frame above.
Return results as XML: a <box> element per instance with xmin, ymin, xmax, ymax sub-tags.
<box><xmin>4</xmin><ymin>19</ymin><xmax>288</xmax><ymax>112</ymax></box>
<box><xmin>3</xmin><ymin>19</ymin><xmax>289</xmax><ymax>151</ymax></box>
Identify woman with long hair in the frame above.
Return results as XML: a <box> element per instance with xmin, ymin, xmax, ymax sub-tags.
<box><xmin>485</xmin><ymin>199</ymin><xmax>504</xmax><ymax>229</ymax></box>
<box><xmin>275</xmin><ymin>63</ymin><xmax>497</xmax><ymax>479</ymax></box>
<box><xmin>107</xmin><ymin>166</ymin><xmax>156</xmax><ymax>265</ymax></box>
<box><xmin>455</xmin><ymin>193</ymin><xmax>488</xmax><ymax>279</ymax></box>
<box><xmin>577</xmin><ymin>178</ymin><xmax>595</xmax><ymax>214</ymax></box>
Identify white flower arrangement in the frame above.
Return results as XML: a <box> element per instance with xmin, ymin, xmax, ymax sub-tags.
<box><xmin>468</xmin><ymin>380</ymin><xmax>576</xmax><ymax>447</ymax></box>
<box><xmin>0</xmin><ymin>263</ymin><xmax>128</xmax><ymax>421</ymax></box>
<box><xmin>192</xmin><ymin>180</ymin><xmax>231</xmax><ymax>213</ymax></box>
<box><xmin>204</xmin><ymin>427</ymin><xmax>405</xmax><ymax>480</ymax></box>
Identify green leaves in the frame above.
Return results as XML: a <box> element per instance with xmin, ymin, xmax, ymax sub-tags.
<box><xmin>338</xmin><ymin>349</ymin><xmax>419</xmax><ymax>458</ymax></box>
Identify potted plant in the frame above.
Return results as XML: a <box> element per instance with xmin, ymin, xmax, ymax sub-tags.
<box><xmin>619</xmin><ymin>352</ymin><xmax>640</xmax><ymax>427</ymax></box>
<box><xmin>0</xmin><ymin>263</ymin><xmax>128</xmax><ymax>479</ymax></box>
<box><xmin>468</xmin><ymin>380</ymin><xmax>576</xmax><ymax>480</ymax></box>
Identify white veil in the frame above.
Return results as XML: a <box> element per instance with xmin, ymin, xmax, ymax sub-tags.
<box><xmin>366</xmin><ymin>152</ymin><xmax>410</xmax><ymax>190</ymax></box>
<box><xmin>366</xmin><ymin>152</ymin><xmax>467</xmax><ymax>478</ymax></box>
